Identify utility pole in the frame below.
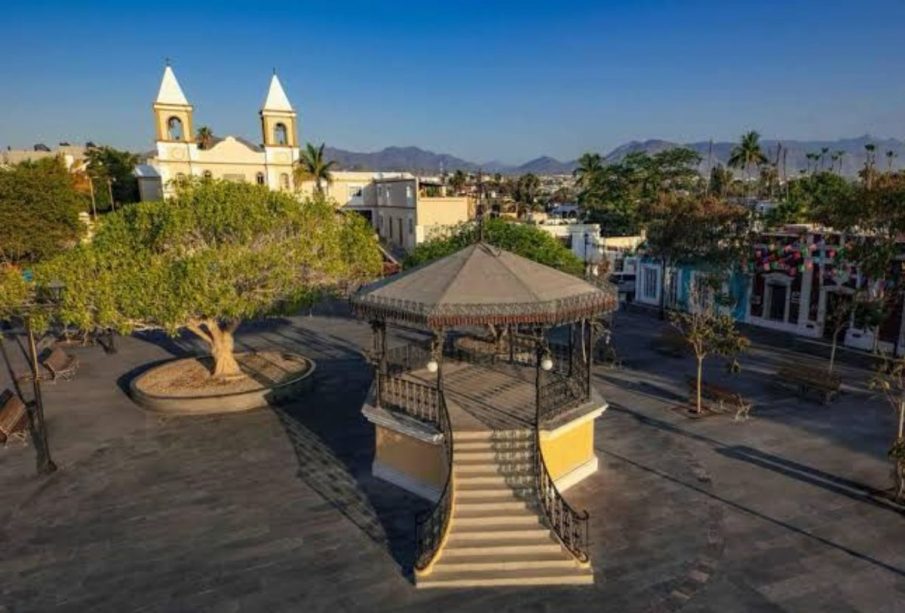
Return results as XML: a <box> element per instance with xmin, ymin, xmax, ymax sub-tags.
<box><xmin>106</xmin><ymin>178</ymin><xmax>116</xmax><ymax>212</ymax></box>
<box><xmin>87</xmin><ymin>175</ymin><xmax>98</xmax><ymax>220</ymax></box>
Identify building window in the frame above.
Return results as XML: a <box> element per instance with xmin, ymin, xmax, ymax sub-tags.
<box><xmin>167</xmin><ymin>116</ymin><xmax>184</xmax><ymax>141</ymax></box>
<box><xmin>175</xmin><ymin>172</ymin><xmax>187</xmax><ymax>182</ymax></box>
<box><xmin>406</xmin><ymin>184</ymin><xmax>414</xmax><ymax>206</ymax></box>
<box><xmin>348</xmin><ymin>185</ymin><xmax>363</xmax><ymax>199</ymax></box>
<box><xmin>274</xmin><ymin>123</ymin><xmax>288</xmax><ymax>145</ymax></box>
<box><xmin>643</xmin><ymin>267</ymin><xmax>658</xmax><ymax>300</ymax></box>
<box><xmin>280</xmin><ymin>173</ymin><xmax>289</xmax><ymax>190</ymax></box>
<box><xmin>256</xmin><ymin>172</ymin><xmax>265</xmax><ymax>185</ymax></box>
<box><xmin>408</xmin><ymin>218</ymin><xmax>414</xmax><ymax>235</ymax></box>
<box><xmin>202</xmin><ymin>170</ymin><xmax>212</xmax><ymax>180</ymax></box>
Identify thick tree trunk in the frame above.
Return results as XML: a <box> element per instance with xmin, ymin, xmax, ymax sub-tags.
<box><xmin>187</xmin><ymin>319</ymin><xmax>243</xmax><ymax>380</ymax></box>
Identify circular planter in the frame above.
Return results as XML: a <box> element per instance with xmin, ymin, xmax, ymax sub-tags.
<box><xmin>129</xmin><ymin>351</ymin><xmax>316</xmax><ymax>415</ymax></box>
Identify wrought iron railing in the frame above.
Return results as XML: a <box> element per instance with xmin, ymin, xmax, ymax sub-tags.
<box><xmin>534</xmin><ymin>429</ymin><xmax>590</xmax><ymax>563</ymax></box>
<box><xmin>414</xmin><ymin>388</ymin><xmax>454</xmax><ymax>572</ymax></box>
<box><xmin>385</xmin><ymin>342</ymin><xmax>432</xmax><ymax>375</ymax></box>
<box><xmin>377</xmin><ymin>373</ymin><xmax>440</xmax><ymax>424</ymax></box>
<box><xmin>534</xmin><ymin>326</ymin><xmax>591</xmax><ymax>564</ymax></box>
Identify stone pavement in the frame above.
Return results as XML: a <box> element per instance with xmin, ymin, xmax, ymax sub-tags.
<box><xmin>0</xmin><ymin>306</ymin><xmax>904</xmax><ymax>611</ymax></box>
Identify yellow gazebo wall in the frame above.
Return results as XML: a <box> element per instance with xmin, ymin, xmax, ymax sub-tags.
<box><xmin>374</xmin><ymin>425</ymin><xmax>446</xmax><ymax>497</ymax></box>
<box><xmin>540</xmin><ymin>408</ymin><xmax>603</xmax><ymax>490</ymax></box>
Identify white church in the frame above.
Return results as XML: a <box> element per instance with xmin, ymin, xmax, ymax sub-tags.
<box><xmin>137</xmin><ymin>64</ymin><xmax>300</xmax><ymax>200</ymax></box>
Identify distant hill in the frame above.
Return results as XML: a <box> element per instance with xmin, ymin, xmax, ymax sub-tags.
<box><xmin>325</xmin><ymin>136</ymin><xmax>905</xmax><ymax>177</ymax></box>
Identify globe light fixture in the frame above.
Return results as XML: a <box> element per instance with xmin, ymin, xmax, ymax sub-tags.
<box><xmin>426</xmin><ymin>360</ymin><xmax>439</xmax><ymax>373</ymax></box>
<box><xmin>541</xmin><ymin>356</ymin><xmax>554</xmax><ymax>371</ymax></box>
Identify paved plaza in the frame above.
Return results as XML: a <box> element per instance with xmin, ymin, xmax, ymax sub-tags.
<box><xmin>1</xmin><ymin>305</ymin><xmax>904</xmax><ymax>611</ymax></box>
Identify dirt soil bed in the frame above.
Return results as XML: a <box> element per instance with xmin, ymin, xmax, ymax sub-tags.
<box><xmin>138</xmin><ymin>352</ymin><xmax>310</xmax><ymax>397</ymax></box>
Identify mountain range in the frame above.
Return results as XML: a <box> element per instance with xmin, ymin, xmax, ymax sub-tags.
<box><xmin>326</xmin><ymin>136</ymin><xmax>905</xmax><ymax>177</ymax></box>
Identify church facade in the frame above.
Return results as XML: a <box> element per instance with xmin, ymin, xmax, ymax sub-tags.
<box><xmin>139</xmin><ymin>65</ymin><xmax>299</xmax><ymax>200</ymax></box>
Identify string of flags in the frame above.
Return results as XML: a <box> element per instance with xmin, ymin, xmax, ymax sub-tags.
<box><xmin>749</xmin><ymin>237</ymin><xmax>856</xmax><ymax>280</ymax></box>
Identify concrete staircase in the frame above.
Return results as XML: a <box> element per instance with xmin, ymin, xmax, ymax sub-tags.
<box><xmin>416</xmin><ymin>429</ymin><xmax>594</xmax><ymax>588</ymax></box>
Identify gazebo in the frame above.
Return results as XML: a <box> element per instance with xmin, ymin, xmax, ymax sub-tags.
<box><xmin>352</xmin><ymin>242</ymin><xmax>617</xmax><ymax>588</ymax></box>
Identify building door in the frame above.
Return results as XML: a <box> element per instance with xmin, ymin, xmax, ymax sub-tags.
<box><xmin>768</xmin><ymin>284</ymin><xmax>787</xmax><ymax>321</ymax></box>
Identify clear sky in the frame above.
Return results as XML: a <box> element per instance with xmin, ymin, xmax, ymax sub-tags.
<box><xmin>1</xmin><ymin>0</ymin><xmax>904</xmax><ymax>164</ymax></box>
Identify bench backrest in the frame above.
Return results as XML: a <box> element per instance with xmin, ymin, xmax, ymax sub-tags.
<box><xmin>0</xmin><ymin>389</ymin><xmax>26</xmax><ymax>435</ymax></box>
<box><xmin>44</xmin><ymin>347</ymin><xmax>70</xmax><ymax>371</ymax></box>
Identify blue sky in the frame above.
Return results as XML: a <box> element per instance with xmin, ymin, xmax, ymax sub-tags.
<box><xmin>1</xmin><ymin>0</ymin><xmax>904</xmax><ymax>163</ymax></box>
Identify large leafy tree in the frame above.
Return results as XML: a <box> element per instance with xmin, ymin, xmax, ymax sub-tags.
<box><xmin>404</xmin><ymin>217</ymin><xmax>584</xmax><ymax>276</ymax></box>
<box><xmin>579</xmin><ymin>148</ymin><xmax>701</xmax><ymax>235</ymax></box>
<box><xmin>25</xmin><ymin>180</ymin><xmax>382</xmax><ymax>379</ymax></box>
<box><xmin>293</xmin><ymin>142</ymin><xmax>336</xmax><ymax>194</ymax></box>
<box><xmin>0</xmin><ymin>157</ymin><xmax>86</xmax><ymax>264</ymax></box>
<box><xmin>642</xmin><ymin>194</ymin><xmax>750</xmax><ymax>317</ymax></box>
<box><xmin>768</xmin><ymin>171</ymin><xmax>854</xmax><ymax>225</ymax></box>
<box><xmin>728</xmin><ymin>131</ymin><xmax>768</xmax><ymax>193</ymax></box>
<box><xmin>85</xmin><ymin>146</ymin><xmax>140</xmax><ymax>208</ymax></box>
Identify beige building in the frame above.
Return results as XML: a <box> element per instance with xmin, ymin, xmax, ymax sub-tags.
<box><xmin>365</xmin><ymin>177</ymin><xmax>473</xmax><ymax>252</ymax></box>
<box><xmin>1</xmin><ymin>144</ymin><xmax>88</xmax><ymax>171</ymax></box>
<box><xmin>141</xmin><ymin>65</ymin><xmax>300</xmax><ymax>199</ymax></box>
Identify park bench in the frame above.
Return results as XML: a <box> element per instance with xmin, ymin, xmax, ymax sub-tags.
<box><xmin>41</xmin><ymin>347</ymin><xmax>79</xmax><ymax>382</ymax></box>
<box><xmin>0</xmin><ymin>389</ymin><xmax>28</xmax><ymax>445</ymax></box>
<box><xmin>686</xmin><ymin>376</ymin><xmax>752</xmax><ymax>420</ymax></box>
<box><xmin>774</xmin><ymin>363</ymin><xmax>841</xmax><ymax>404</ymax></box>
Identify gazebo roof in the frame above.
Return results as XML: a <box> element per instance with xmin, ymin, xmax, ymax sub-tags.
<box><xmin>351</xmin><ymin>243</ymin><xmax>617</xmax><ymax>327</ymax></box>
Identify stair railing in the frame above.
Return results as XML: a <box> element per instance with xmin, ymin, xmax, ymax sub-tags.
<box><xmin>414</xmin><ymin>388</ymin><xmax>454</xmax><ymax>573</ymax></box>
<box><xmin>533</xmin><ymin>326</ymin><xmax>590</xmax><ymax>564</ymax></box>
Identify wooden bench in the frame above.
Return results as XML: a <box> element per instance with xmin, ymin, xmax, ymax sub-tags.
<box><xmin>686</xmin><ymin>376</ymin><xmax>752</xmax><ymax>420</ymax></box>
<box><xmin>774</xmin><ymin>363</ymin><xmax>841</xmax><ymax>404</ymax></box>
<box><xmin>0</xmin><ymin>389</ymin><xmax>28</xmax><ymax>445</ymax></box>
<box><xmin>41</xmin><ymin>347</ymin><xmax>79</xmax><ymax>382</ymax></box>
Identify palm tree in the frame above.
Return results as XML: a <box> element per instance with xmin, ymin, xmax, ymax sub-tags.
<box><xmin>449</xmin><ymin>170</ymin><xmax>467</xmax><ymax>196</ymax></box>
<box><xmin>820</xmin><ymin>147</ymin><xmax>830</xmax><ymax>171</ymax></box>
<box><xmin>293</xmin><ymin>142</ymin><xmax>336</xmax><ymax>194</ymax></box>
<box><xmin>573</xmin><ymin>152</ymin><xmax>604</xmax><ymax>188</ymax></box>
<box><xmin>864</xmin><ymin>143</ymin><xmax>877</xmax><ymax>189</ymax></box>
<box><xmin>728</xmin><ymin>131</ymin><xmax>768</xmax><ymax>196</ymax></box>
<box><xmin>805</xmin><ymin>153</ymin><xmax>819</xmax><ymax>174</ymax></box>
<box><xmin>835</xmin><ymin>150</ymin><xmax>846</xmax><ymax>174</ymax></box>
<box><xmin>887</xmin><ymin>150</ymin><xmax>898</xmax><ymax>172</ymax></box>
<box><xmin>196</xmin><ymin>126</ymin><xmax>214</xmax><ymax>150</ymax></box>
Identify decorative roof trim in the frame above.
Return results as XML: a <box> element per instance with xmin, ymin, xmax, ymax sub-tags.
<box><xmin>351</xmin><ymin>287</ymin><xmax>617</xmax><ymax>327</ymax></box>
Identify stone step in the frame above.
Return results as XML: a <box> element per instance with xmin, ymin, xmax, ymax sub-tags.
<box><xmin>434</xmin><ymin>552</ymin><xmax>581</xmax><ymax>572</ymax></box>
<box><xmin>440</xmin><ymin>538</ymin><xmax>564</xmax><ymax>558</ymax></box>
<box><xmin>416</xmin><ymin>566</ymin><xmax>594</xmax><ymax>588</ymax></box>
<box><xmin>455</xmin><ymin>473</ymin><xmax>533</xmax><ymax>487</ymax></box>
<box><xmin>454</xmin><ymin>498</ymin><xmax>534</xmax><ymax>512</ymax></box>
<box><xmin>455</xmin><ymin>483</ymin><xmax>534</xmax><ymax>498</ymax></box>
<box><xmin>447</xmin><ymin>525</ymin><xmax>551</xmax><ymax>542</ymax></box>
<box><xmin>453</xmin><ymin>511</ymin><xmax>541</xmax><ymax>528</ymax></box>
<box><xmin>454</xmin><ymin>449</ymin><xmax>534</xmax><ymax>462</ymax></box>
<box><xmin>452</xmin><ymin>430</ymin><xmax>532</xmax><ymax>442</ymax></box>
<box><xmin>454</xmin><ymin>462</ymin><xmax>533</xmax><ymax>475</ymax></box>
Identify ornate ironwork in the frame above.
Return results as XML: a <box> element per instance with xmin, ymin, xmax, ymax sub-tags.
<box><xmin>414</xmin><ymin>389</ymin><xmax>454</xmax><ymax>572</ymax></box>
<box><xmin>377</xmin><ymin>374</ymin><xmax>440</xmax><ymax>424</ymax></box>
<box><xmin>534</xmin><ymin>325</ymin><xmax>591</xmax><ymax>564</ymax></box>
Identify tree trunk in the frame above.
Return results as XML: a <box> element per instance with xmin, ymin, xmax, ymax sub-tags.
<box><xmin>210</xmin><ymin>328</ymin><xmax>241</xmax><ymax>379</ymax></box>
<box><xmin>897</xmin><ymin>400</ymin><xmax>905</xmax><ymax>440</ymax></box>
<box><xmin>187</xmin><ymin>319</ymin><xmax>243</xmax><ymax>380</ymax></box>
<box><xmin>695</xmin><ymin>354</ymin><xmax>704</xmax><ymax>414</ymax></box>
<box><xmin>828</xmin><ymin>332</ymin><xmax>839</xmax><ymax>373</ymax></box>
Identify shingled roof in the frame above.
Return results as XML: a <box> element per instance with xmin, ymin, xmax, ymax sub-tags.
<box><xmin>351</xmin><ymin>243</ymin><xmax>616</xmax><ymax>327</ymax></box>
